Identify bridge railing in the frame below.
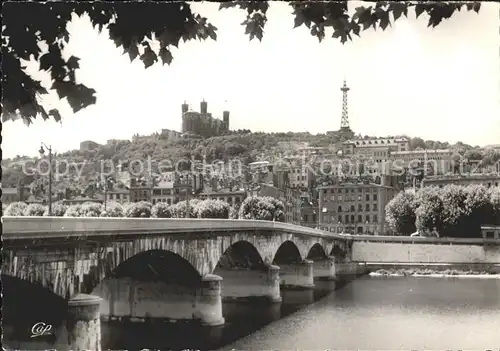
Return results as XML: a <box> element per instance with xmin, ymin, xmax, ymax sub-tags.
<box><xmin>1</xmin><ymin>216</ymin><xmax>351</xmax><ymax>240</ymax></box>
<box><xmin>350</xmin><ymin>234</ymin><xmax>500</xmax><ymax>245</ymax></box>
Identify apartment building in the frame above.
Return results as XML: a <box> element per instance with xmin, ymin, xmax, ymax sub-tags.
<box><xmin>342</xmin><ymin>137</ymin><xmax>409</xmax><ymax>157</ymax></box>
<box><xmin>318</xmin><ymin>181</ymin><xmax>398</xmax><ymax>235</ymax></box>
<box><xmin>390</xmin><ymin>148</ymin><xmax>454</xmax><ymax>176</ymax></box>
<box><xmin>422</xmin><ymin>174</ymin><xmax>500</xmax><ymax>188</ymax></box>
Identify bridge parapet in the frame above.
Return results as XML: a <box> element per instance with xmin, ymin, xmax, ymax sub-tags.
<box><xmin>2</xmin><ymin>216</ymin><xmax>351</xmax><ymax>241</ymax></box>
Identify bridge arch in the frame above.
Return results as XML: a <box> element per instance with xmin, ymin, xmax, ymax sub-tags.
<box><xmin>272</xmin><ymin>240</ymin><xmax>303</xmax><ymax>265</ymax></box>
<box><xmin>306</xmin><ymin>243</ymin><xmax>328</xmax><ymax>260</ymax></box>
<box><xmin>213</xmin><ymin>240</ymin><xmax>265</xmax><ymax>271</ymax></box>
<box><xmin>88</xmin><ymin>249</ymin><xmax>202</xmax><ymax>294</ymax></box>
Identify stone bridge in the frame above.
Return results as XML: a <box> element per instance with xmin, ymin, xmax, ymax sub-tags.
<box><xmin>2</xmin><ymin>216</ymin><xmax>365</xmax><ymax>351</ymax></box>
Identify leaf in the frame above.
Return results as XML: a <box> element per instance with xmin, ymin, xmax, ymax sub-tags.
<box><xmin>128</xmin><ymin>44</ymin><xmax>140</xmax><ymax>62</ymax></box>
<box><xmin>48</xmin><ymin>109</ymin><xmax>62</xmax><ymax>122</ymax></box>
<box><xmin>219</xmin><ymin>2</ymin><xmax>236</xmax><ymax>10</ymax></box>
<box><xmin>293</xmin><ymin>13</ymin><xmax>305</xmax><ymax>28</ymax></box>
<box><xmin>390</xmin><ymin>2</ymin><xmax>407</xmax><ymax>21</ymax></box>
<box><xmin>415</xmin><ymin>4</ymin><xmax>426</xmax><ymax>18</ymax></box>
<box><xmin>66</xmin><ymin>56</ymin><xmax>80</xmax><ymax>70</ymax></box>
<box><xmin>159</xmin><ymin>47</ymin><xmax>173</xmax><ymax>65</ymax></box>
<box><xmin>473</xmin><ymin>2</ymin><xmax>481</xmax><ymax>13</ymax></box>
<box><xmin>379</xmin><ymin>12</ymin><xmax>391</xmax><ymax>30</ymax></box>
<box><xmin>140</xmin><ymin>44</ymin><xmax>157</xmax><ymax>68</ymax></box>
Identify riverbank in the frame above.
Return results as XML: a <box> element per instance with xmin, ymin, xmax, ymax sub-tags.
<box><xmin>370</xmin><ymin>268</ymin><xmax>500</xmax><ymax>278</ymax></box>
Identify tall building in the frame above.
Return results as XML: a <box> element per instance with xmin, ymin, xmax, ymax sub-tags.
<box><xmin>181</xmin><ymin>100</ymin><xmax>230</xmax><ymax>138</ymax></box>
<box><xmin>317</xmin><ymin>181</ymin><xmax>398</xmax><ymax>235</ymax></box>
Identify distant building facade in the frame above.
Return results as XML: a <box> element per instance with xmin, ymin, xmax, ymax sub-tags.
<box><xmin>318</xmin><ymin>182</ymin><xmax>398</xmax><ymax>235</ymax></box>
<box><xmin>422</xmin><ymin>174</ymin><xmax>500</xmax><ymax>188</ymax></box>
<box><xmin>160</xmin><ymin>129</ymin><xmax>183</xmax><ymax>142</ymax></box>
<box><xmin>181</xmin><ymin>100</ymin><xmax>230</xmax><ymax>138</ymax></box>
<box><xmin>80</xmin><ymin>140</ymin><xmax>101</xmax><ymax>152</ymax></box>
<box><xmin>342</xmin><ymin>137</ymin><xmax>410</xmax><ymax>158</ymax></box>
<box><xmin>390</xmin><ymin>148</ymin><xmax>454</xmax><ymax>176</ymax></box>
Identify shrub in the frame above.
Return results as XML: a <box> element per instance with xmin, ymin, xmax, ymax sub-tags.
<box><xmin>438</xmin><ymin>185</ymin><xmax>467</xmax><ymax>237</ymax></box>
<box><xmin>80</xmin><ymin>202</ymin><xmax>103</xmax><ymax>217</ymax></box>
<box><xmin>460</xmin><ymin>184</ymin><xmax>493</xmax><ymax>238</ymax></box>
<box><xmin>415</xmin><ymin>186</ymin><xmax>444</xmax><ymax>236</ymax></box>
<box><xmin>44</xmin><ymin>202</ymin><xmax>68</xmax><ymax>216</ymax></box>
<box><xmin>23</xmin><ymin>203</ymin><xmax>47</xmax><ymax>216</ymax></box>
<box><xmin>229</xmin><ymin>204</ymin><xmax>240</xmax><ymax>219</ymax></box>
<box><xmin>64</xmin><ymin>204</ymin><xmax>83</xmax><ymax>217</ymax></box>
<box><xmin>4</xmin><ymin>201</ymin><xmax>28</xmax><ymax>216</ymax></box>
<box><xmin>151</xmin><ymin>202</ymin><xmax>172</xmax><ymax>218</ymax></box>
<box><xmin>385</xmin><ymin>191</ymin><xmax>417</xmax><ymax>235</ymax></box>
<box><xmin>238</xmin><ymin>196</ymin><xmax>285</xmax><ymax>222</ymax></box>
<box><xmin>169</xmin><ymin>199</ymin><xmax>201</xmax><ymax>218</ymax></box>
<box><xmin>124</xmin><ymin>201</ymin><xmax>152</xmax><ymax>218</ymax></box>
<box><xmin>100</xmin><ymin>201</ymin><xmax>124</xmax><ymax>217</ymax></box>
<box><xmin>489</xmin><ymin>186</ymin><xmax>500</xmax><ymax>225</ymax></box>
<box><xmin>194</xmin><ymin>199</ymin><xmax>230</xmax><ymax>219</ymax></box>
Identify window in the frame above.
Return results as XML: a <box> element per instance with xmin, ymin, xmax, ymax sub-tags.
<box><xmin>304</xmin><ymin>214</ymin><xmax>308</xmax><ymax>222</ymax></box>
<box><xmin>345</xmin><ymin>215</ymin><xmax>349</xmax><ymax>223</ymax></box>
<box><xmin>373</xmin><ymin>204</ymin><xmax>378</xmax><ymax>211</ymax></box>
<box><xmin>350</xmin><ymin>215</ymin><xmax>355</xmax><ymax>222</ymax></box>
<box><xmin>331</xmin><ymin>195</ymin><xmax>335</xmax><ymax>201</ymax></box>
<box><xmin>358</xmin><ymin>204</ymin><xmax>362</xmax><ymax>211</ymax></box>
<box><xmin>365</xmin><ymin>204</ymin><xmax>370</xmax><ymax>211</ymax></box>
<box><xmin>373</xmin><ymin>215</ymin><xmax>378</xmax><ymax>222</ymax></box>
<box><xmin>338</xmin><ymin>216</ymin><xmax>342</xmax><ymax>223</ymax></box>
<box><xmin>373</xmin><ymin>194</ymin><xmax>378</xmax><ymax>201</ymax></box>
<box><xmin>365</xmin><ymin>215</ymin><xmax>370</xmax><ymax>223</ymax></box>
<box><xmin>338</xmin><ymin>206</ymin><xmax>342</xmax><ymax>212</ymax></box>
<box><xmin>350</xmin><ymin>205</ymin><xmax>355</xmax><ymax>212</ymax></box>
<box><xmin>357</xmin><ymin>195</ymin><xmax>362</xmax><ymax>201</ymax></box>
<box><xmin>358</xmin><ymin>215</ymin><xmax>362</xmax><ymax>222</ymax></box>
<box><xmin>339</xmin><ymin>195</ymin><xmax>343</xmax><ymax>201</ymax></box>
<box><xmin>366</xmin><ymin>194</ymin><xmax>370</xmax><ymax>201</ymax></box>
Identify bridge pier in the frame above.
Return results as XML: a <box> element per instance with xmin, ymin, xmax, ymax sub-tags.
<box><xmin>67</xmin><ymin>294</ymin><xmax>102</xmax><ymax>351</ymax></box>
<box><xmin>313</xmin><ymin>256</ymin><xmax>337</xmax><ymax>281</ymax></box>
<box><xmin>278</xmin><ymin>259</ymin><xmax>315</xmax><ymax>289</ymax></box>
<box><xmin>92</xmin><ymin>275</ymin><xmax>225</xmax><ymax>327</ymax></box>
<box><xmin>195</xmin><ymin>274</ymin><xmax>225</xmax><ymax>326</ymax></box>
<box><xmin>215</xmin><ymin>264</ymin><xmax>281</xmax><ymax>303</ymax></box>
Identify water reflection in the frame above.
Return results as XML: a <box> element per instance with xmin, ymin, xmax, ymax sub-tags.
<box><xmin>6</xmin><ymin>276</ymin><xmax>500</xmax><ymax>351</ymax></box>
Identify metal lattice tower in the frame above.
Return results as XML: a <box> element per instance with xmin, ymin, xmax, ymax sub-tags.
<box><xmin>340</xmin><ymin>80</ymin><xmax>350</xmax><ymax>129</ymax></box>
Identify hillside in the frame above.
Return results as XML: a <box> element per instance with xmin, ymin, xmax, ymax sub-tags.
<box><xmin>1</xmin><ymin>130</ymin><xmax>481</xmax><ymax>191</ymax></box>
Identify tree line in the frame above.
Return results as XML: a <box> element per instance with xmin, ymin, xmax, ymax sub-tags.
<box><xmin>385</xmin><ymin>184</ymin><xmax>500</xmax><ymax>238</ymax></box>
<box><xmin>3</xmin><ymin>196</ymin><xmax>285</xmax><ymax>222</ymax></box>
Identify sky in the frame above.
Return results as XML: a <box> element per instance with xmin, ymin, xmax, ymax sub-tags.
<box><xmin>2</xmin><ymin>1</ymin><xmax>500</xmax><ymax>159</ymax></box>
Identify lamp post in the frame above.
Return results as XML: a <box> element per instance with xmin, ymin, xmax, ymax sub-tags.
<box><xmin>39</xmin><ymin>143</ymin><xmax>52</xmax><ymax>216</ymax></box>
<box><xmin>98</xmin><ymin>174</ymin><xmax>114</xmax><ymax>211</ymax></box>
<box><xmin>183</xmin><ymin>172</ymin><xmax>193</xmax><ymax>218</ymax></box>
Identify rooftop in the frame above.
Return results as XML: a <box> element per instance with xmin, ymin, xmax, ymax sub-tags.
<box><xmin>391</xmin><ymin>149</ymin><xmax>453</xmax><ymax>155</ymax></box>
<box><xmin>344</xmin><ymin>137</ymin><xmax>408</xmax><ymax>147</ymax></box>
<box><xmin>317</xmin><ymin>182</ymin><xmax>395</xmax><ymax>190</ymax></box>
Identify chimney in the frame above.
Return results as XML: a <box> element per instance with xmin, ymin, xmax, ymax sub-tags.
<box><xmin>200</xmin><ymin>99</ymin><xmax>208</xmax><ymax>114</ymax></box>
<box><xmin>182</xmin><ymin>101</ymin><xmax>189</xmax><ymax>114</ymax></box>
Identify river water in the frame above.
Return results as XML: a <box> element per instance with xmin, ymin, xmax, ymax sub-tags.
<box><xmin>4</xmin><ymin>276</ymin><xmax>499</xmax><ymax>350</ymax></box>
<box><xmin>101</xmin><ymin>276</ymin><xmax>500</xmax><ymax>350</ymax></box>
